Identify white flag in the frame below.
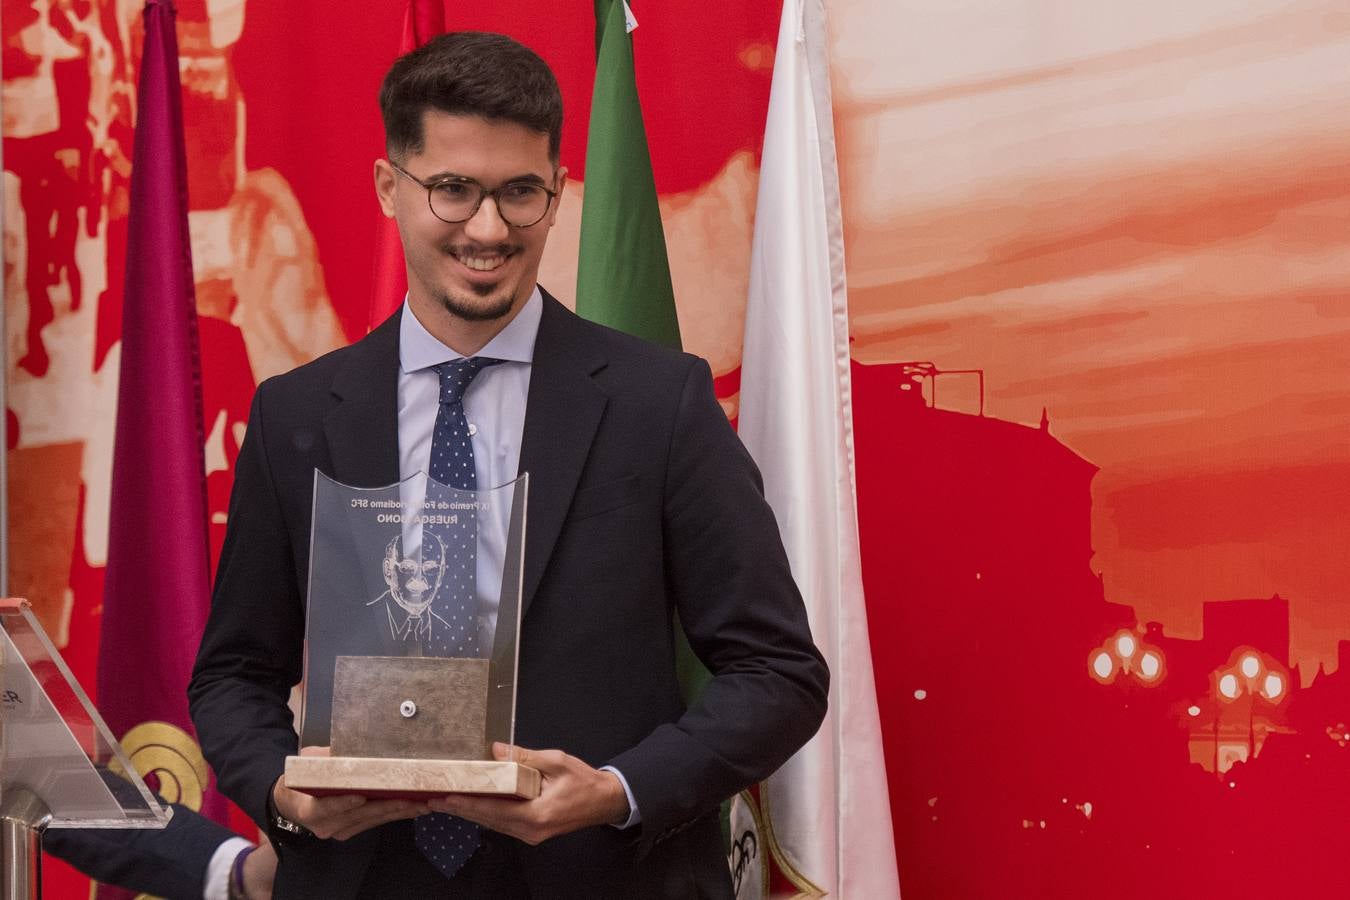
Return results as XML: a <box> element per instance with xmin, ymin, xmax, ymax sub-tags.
<box><xmin>737</xmin><ymin>0</ymin><xmax>902</xmax><ymax>895</ymax></box>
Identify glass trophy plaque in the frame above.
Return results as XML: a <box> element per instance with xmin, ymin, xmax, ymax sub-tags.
<box><xmin>283</xmin><ymin>471</ymin><xmax>536</xmax><ymax>799</ymax></box>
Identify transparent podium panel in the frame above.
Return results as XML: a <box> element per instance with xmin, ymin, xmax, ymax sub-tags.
<box><xmin>0</xmin><ymin>600</ymin><xmax>168</xmax><ymax>829</ymax></box>
<box><xmin>300</xmin><ymin>472</ymin><xmax>528</xmax><ymax>766</ymax></box>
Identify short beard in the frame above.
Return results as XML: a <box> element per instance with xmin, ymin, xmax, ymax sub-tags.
<box><xmin>434</xmin><ymin>284</ymin><xmax>516</xmax><ymax>322</ymax></box>
<box><xmin>432</xmin><ymin>242</ymin><xmax>518</xmax><ymax>322</ymax></box>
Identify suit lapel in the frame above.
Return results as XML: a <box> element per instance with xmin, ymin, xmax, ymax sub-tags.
<box><xmin>323</xmin><ymin>311</ymin><xmax>402</xmax><ymax>488</ymax></box>
<box><xmin>518</xmin><ymin>293</ymin><xmax>608</xmax><ymax>610</ymax></box>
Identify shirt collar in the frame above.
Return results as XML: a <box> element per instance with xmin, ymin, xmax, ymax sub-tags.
<box><xmin>399</xmin><ymin>286</ymin><xmax>542</xmax><ymax>374</ymax></box>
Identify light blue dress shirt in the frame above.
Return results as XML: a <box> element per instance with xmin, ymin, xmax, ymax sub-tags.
<box><xmin>396</xmin><ymin>289</ymin><xmax>640</xmax><ymax>829</ymax></box>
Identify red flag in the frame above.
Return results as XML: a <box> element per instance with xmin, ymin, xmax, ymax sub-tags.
<box><xmin>367</xmin><ymin>0</ymin><xmax>446</xmax><ymax>330</ymax></box>
<box><xmin>96</xmin><ymin>4</ymin><xmax>226</xmax><ymax>889</ymax></box>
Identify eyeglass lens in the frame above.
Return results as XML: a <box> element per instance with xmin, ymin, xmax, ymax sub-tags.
<box><xmin>429</xmin><ymin>180</ymin><xmax>551</xmax><ymax>227</ymax></box>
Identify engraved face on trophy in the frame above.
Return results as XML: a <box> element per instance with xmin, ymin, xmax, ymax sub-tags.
<box><xmin>382</xmin><ymin>532</ymin><xmax>447</xmax><ymax>619</ymax></box>
<box><xmin>375</xmin><ymin>532</ymin><xmax>455</xmax><ymax>643</ymax></box>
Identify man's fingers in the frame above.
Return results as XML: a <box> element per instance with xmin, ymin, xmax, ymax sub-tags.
<box><xmin>494</xmin><ymin>743</ymin><xmax>572</xmax><ymax>773</ymax></box>
<box><xmin>426</xmin><ymin>793</ymin><xmax>549</xmax><ymax>843</ymax></box>
<box><xmin>281</xmin><ymin>780</ymin><xmax>431</xmax><ymax>841</ymax></box>
<box><xmin>308</xmin><ymin>798</ymin><xmax>423</xmax><ymax>840</ymax></box>
<box><xmin>276</xmin><ymin>779</ymin><xmax>365</xmax><ymax>827</ymax></box>
<box><xmin>427</xmin><ymin>795</ymin><xmax>511</xmax><ymax>830</ymax></box>
<box><xmin>308</xmin><ymin>794</ymin><xmax>367</xmax><ymax>817</ymax></box>
<box><xmin>289</xmin><ymin>792</ymin><xmax>365</xmax><ymax>830</ymax></box>
<box><xmin>493</xmin><ymin>742</ymin><xmax>528</xmax><ymax>765</ymax></box>
<box><xmin>316</xmin><ymin>803</ymin><xmax>414</xmax><ymax>840</ymax></box>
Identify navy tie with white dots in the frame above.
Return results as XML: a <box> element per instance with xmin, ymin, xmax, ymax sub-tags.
<box><xmin>415</xmin><ymin>356</ymin><xmax>501</xmax><ymax>879</ymax></box>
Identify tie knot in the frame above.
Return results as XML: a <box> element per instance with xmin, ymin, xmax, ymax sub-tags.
<box><xmin>433</xmin><ymin>357</ymin><xmax>502</xmax><ymax>405</ymax></box>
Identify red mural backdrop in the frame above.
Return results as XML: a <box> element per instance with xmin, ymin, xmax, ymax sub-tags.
<box><xmin>4</xmin><ymin>0</ymin><xmax>1348</xmax><ymax>896</ymax></box>
<box><xmin>839</xmin><ymin>0</ymin><xmax>1350</xmax><ymax>895</ymax></box>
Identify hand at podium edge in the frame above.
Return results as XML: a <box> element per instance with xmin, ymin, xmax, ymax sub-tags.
<box><xmin>425</xmin><ymin>742</ymin><xmax>630</xmax><ymax>846</ymax></box>
<box><xmin>274</xmin><ymin>745</ymin><xmax>430</xmax><ymax>841</ymax></box>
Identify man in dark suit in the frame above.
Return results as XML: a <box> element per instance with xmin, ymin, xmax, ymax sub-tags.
<box><xmin>188</xmin><ymin>31</ymin><xmax>827</xmax><ymax>899</ymax></box>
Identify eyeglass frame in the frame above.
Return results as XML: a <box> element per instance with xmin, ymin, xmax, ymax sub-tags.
<box><xmin>388</xmin><ymin>161</ymin><xmax>560</xmax><ymax>228</ymax></box>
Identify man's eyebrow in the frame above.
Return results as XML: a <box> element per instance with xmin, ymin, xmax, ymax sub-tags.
<box><xmin>504</xmin><ymin>172</ymin><xmax>550</xmax><ymax>186</ymax></box>
<box><xmin>423</xmin><ymin>170</ymin><xmax>551</xmax><ymax>185</ymax></box>
<box><xmin>416</xmin><ymin>169</ymin><xmax>468</xmax><ymax>182</ymax></box>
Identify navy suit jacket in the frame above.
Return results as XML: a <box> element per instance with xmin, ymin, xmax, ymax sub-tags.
<box><xmin>188</xmin><ymin>293</ymin><xmax>828</xmax><ymax>898</ymax></box>
<box><xmin>44</xmin><ymin>801</ymin><xmax>235</xmax><ymax>899</ymax></box>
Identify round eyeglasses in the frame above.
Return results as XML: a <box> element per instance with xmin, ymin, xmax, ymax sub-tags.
<box><xmin>390</xmin><ymin>161</ymin><xmax>559</xmax><ymax>228</ymax></box>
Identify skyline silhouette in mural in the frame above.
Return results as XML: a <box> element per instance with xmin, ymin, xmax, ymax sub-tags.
<box><xmin>853</xmin><ymin>359</ymin><xmax>1349</xmax><ymax>896</ymax></box>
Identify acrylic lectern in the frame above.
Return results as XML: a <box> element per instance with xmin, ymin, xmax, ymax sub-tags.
<box><xmin>0</xmin><ymin>599</ymin><xmax>168</xmax><ymax>899</ymax></box>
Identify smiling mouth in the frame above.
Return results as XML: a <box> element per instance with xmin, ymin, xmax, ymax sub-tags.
<box><xmin>450</xmin><ymin>249</ymin><xmax>512</xmax><ymax>272</ymax></box>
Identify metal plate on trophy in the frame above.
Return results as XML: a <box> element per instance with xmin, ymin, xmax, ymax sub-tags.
<box><xmin>284</xmin><ymin>471</ymin><xmax>537</xmax><ymax>800</ymax></box>
<box><xmin>331</xmin><ymin>656</ymin><xmax>489</xmax><ymax>759</ymax></box>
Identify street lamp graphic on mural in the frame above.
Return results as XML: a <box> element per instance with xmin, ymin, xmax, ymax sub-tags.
<box><xmin>1088</xmin><ymin>630</ymin><xmax>1166</xmax><ymax>687</ymax></box>
<box><xmin>1211</xmin><ymin>648</ymin><xmax>1287</xmax><ymax>775</ymax></box>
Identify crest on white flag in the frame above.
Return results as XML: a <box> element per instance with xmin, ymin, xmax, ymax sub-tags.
<box><xmin>728</xmin><ymin>791</ymin><xmax>768</xmax><ymax>900</ymax></box>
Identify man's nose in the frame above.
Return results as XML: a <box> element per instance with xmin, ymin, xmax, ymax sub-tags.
<box><xmin>407</xmin><ymin>574</ymin><xmax>429</xmax><ymax>592</ymax></box>
<box><xmin>462</xmin><ymin>195</ymin><xmax>510</xmax><ymax>244</ymax></box>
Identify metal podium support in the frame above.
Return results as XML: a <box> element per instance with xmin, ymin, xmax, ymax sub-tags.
<box><xmin>0</xmin><ymin>789</ymin><xmax>49</xmax><ymax>900</ymax></box>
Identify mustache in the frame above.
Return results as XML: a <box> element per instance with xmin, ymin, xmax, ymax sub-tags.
<box><xmin>441</xmin><ymin>242</ymin><xmax>516</xmax><ymax>256</ymax></box>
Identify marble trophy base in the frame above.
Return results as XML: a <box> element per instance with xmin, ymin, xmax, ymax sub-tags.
<box><xmin>286</xmin><ymin>654</ymin><xmax>540</xmax><ymax>800</ymax></box>
<box><xmin>284</xmin><ymin>755</ymin><xmax>540</xmax><ymax>800</ymax></box>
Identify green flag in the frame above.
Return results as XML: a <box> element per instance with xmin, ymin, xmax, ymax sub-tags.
<box><xmin>576</xmin><ymin>0</ymin><xmax>710</xmax><ymax>707</ymax></box>
<box><xmin>576</xmin><ymin>0</ymin><xmax>681</xmax><ymax>349</ymax></box>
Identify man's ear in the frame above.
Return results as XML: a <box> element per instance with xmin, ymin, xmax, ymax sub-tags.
<box><xmin>374</xmin><ymin>159</ymin><xmax>398</xmax><ymax>218</ymax></box>
<box><xmin>546</xmin><ymin>166</ymin><xmax>568</xmax><ymax>228</ymax></box>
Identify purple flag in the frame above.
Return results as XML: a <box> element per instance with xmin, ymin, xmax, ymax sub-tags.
<box><xmin>96</xmin><ymin>0</ymin><xmax>227</xmax><ymax>863</ymax></box>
